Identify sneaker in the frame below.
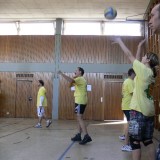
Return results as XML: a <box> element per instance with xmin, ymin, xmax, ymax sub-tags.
<box><xmin>119</xmin><ymin>135</ymin><xmax>125</xmax><ymax>140</ymax></box>
<box><xmin>35</xmin><ymin>124</ymin><xmax>42</xmax><ymax>128</ymax></box>
<box><xmin>79</xmin><ymin>134</ymin><xmax>92</xmax><ymax>145</ymax></box>
<box><xmin>71</xmin><ymin>133</ymin><xmax>82</xmax><ymax>142</ymax></box>
<box><xmin>46</xmin><ymin>120</ymin><xmax>52</xmax><ymax>128</ymax></box>
<box><xmin>121</xmin><ymin>145</ymin><xmax>132</xmax><ymax>152</ymax></box>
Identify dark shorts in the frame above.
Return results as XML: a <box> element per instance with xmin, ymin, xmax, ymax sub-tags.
<box><xmin>123</xmin><ymin>110</ymin><xmax>130</xmax><ymax>121</ymax></box>
<box><xmin>129</xmin><ymin>110</ymin><xmax>154</xmax><ymax>141</ymax></box>
<box><xmin>75</xmin><ymin>103</ymin><xmax>86</xmax><ymax>114</ymax></box>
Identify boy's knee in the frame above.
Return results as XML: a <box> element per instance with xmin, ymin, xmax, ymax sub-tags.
<box><xmin>130</xmin><ymin>137</ymin><xmax>141</xmax><ymax>150</ymax></box>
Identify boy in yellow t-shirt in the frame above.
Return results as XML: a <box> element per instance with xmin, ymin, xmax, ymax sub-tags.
<box><xmin>35</xmin><ymin>80</ymin><xmax>52</xmax><ymax>128</ymax></box>
<box><xmin>58</xmin><ymin>67</ymin><xmax>92</xmax><ymax>145</ymax></box>
<box><xmin>119</xmin><ymin>68</ymin><xmax>135</xmax><ymax>152</ymax></box>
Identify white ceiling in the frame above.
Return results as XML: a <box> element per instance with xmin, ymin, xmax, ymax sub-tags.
<box><xmin>0</xmin><ymin>0</ymin><xmax>150</xmax><ymax>22</ymax></box>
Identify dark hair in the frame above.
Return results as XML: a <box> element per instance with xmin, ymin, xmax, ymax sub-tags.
<box><xmin>128</xmin><ymin>68</ymin><xmax>135</xmax><ymax>76</ymax></box>
<box><xmin>39</xmin><ymin>80</ymin><xmax>44</xmax><ymax>86</ymax></box>
<box><xmin>146</xmin><ymin>52</ymin><xmax>159</xmax><ymax>77</ymax></box>
<box><xmin>78</xmin><ymin>67</ymin><xmax>84</xmax><ymax>76</ymax></box>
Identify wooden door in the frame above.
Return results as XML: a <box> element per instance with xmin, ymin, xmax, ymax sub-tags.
<box><xmin>15</xmin><ymin>80</ymin><xmax>33</xmax><ymax>118</ymax></box>
<box><xmin>103</xmin><ymin>80</ymin><xmax>123</xmax><ymax>120</ymax></box>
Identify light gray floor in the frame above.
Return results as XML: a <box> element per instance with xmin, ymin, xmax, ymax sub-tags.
<box><xmin>0</xmin><ymin>118</ymin><xmax>159</xmax><ymax>160</ymax></box>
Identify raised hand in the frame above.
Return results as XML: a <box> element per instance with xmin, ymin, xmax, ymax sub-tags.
<box><xmin>111</xmin><ymin>37</ymin><xmax>122</xmax><ymax>45</ymax></box>
<box><xmin>136</xmin><ymin>39</ymin><xmax>146</xmax><ymax>60</ymax></box>
<box><xmin>138</xmin><ymin>39</ymin><xmax>146</xmax><ymax>47</ymax></box>
<box><xmin>111</xmin><ymin>37</ymin><xmax>135</xmax><ymax>63</ymax></box>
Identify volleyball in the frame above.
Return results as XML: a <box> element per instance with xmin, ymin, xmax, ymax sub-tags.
<box><xmin>104</xmin><ymin>7</ymin><xmax>117</xmax><ymax>20</ymax></box>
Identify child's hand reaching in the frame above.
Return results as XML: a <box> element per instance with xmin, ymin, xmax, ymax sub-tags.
<box><xmin>111</xmin><ymin>37</ymin><xmax>122</xmax><ymax>45</ymax></box>
<box><xmin>138</xmin><ymin>39</ymin><xmax>146</xmax><ymax>47</ymax></box>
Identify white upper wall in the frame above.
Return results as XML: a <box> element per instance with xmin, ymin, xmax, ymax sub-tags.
<box><xmin>0</xmin><ymin>0</ymin><xmax>149</xmax><ymax>21</ymax></box>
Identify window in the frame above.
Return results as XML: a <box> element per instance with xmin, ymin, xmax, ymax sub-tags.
<box><xmin>0</xmin><ymin>21</ymin><xmax>142</xmax><ymax>36</ymax></box>
<box><xmin>0</xmin><ymin>23</ymin><xmax>17</xmax><ymax>35</ymax></box>
<box><xmin>63</xmin><ymin>22</ymin><xmax>101</xmax><ymax>35</ymax></box>
<box><xmin>20</xmin><ymin>22</ymin><xmax>55</xmax><ymax>35</ymax></box>
<box><xmin>104</xmin><ymin>22</ymin><xmax>142</xmax><ymax>36</ymax></box>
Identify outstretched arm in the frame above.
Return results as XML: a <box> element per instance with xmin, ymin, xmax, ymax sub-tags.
<box><xmin>112</xmin><ymin>37</ymin><xmax>135</xmax><ymax>63</ymax></box>
<box><xmin>69</xmin><ymin>75</ymin><xmax>78</xmax><ymax>87</ymax></box>
<box><xmin>58</xmin><ymin>70</ymin><xmax>75</xmax><ymax>83</ymax></box>
<box><xmin>136</xmin><ymin>39</ymin><xmax>146</xmax><ymax>61</ymax></box>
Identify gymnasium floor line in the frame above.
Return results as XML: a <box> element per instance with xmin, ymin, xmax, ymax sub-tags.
<box><xmin>0</xmin><ymin>125</ymin><xmax>33</xmax><ymax>139</ymax></box>
<box><xmin>0</xmin><ymin>121</ymin><xmax>25</xmax><ymax>128</ymax></box>
<box><xmin>57</xmin><ymin>123</ymin><xmax>90</xmax><ymax>160</ymax></box>
<box><xmin>58</xmin><ymin>141</ymin><xmax>75</xmax><ymax>160</ymax></box>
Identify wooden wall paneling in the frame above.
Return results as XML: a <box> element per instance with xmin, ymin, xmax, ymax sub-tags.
<box><xmin>95</xmin><ymin>73</ymin><xmax>104</xmax><ymax>120</ymax></box>
<box><xmin>16</xmin><ymin>80</ymin><xmax>32</xmax><ymax>118</ymax></box>
<box><xmin>105</xmin><ymin>37</ymin><xmax>109</xmax><ymax>63</ymax></box>
<box><xmin>155</xmin><ymin>34</ymin><xmax>158</xmax><ymax>53</ymax></box>
<box><xmin>93</xmin><ymin>37</ymin><xmax>105</xmax><ymax>63</ymax></box>
<box><xmin>20</xmin><ymin>36</ymin><xmax>55</xmax><ymax>62</ymax></box>
<box><xmin>0</xmin><ymin>37</ymin><xmax>6</xmax><ymax>61</ymax></box>
<box><xmin>153</xmin><ymin>84</ymin><xmax>159</xmax><ymax>129</ymax></box>
<box><xmin>11</xmin><ymin>37</ymin><xmax>20</xmax><ymax>62</ymax></box>
<box><xmin>58</xmin><ymin>73</ymin><xmax>75</xmax><ymax>120</ymax></box>
<box><xmin>153</xmin><ymin>34</ymin><xmax>156</xmax><ymax>52</ymax></box>
<box><xmin>0</xmin><ymin>36</ymin><xmax>55</xmax><ymax>63</ymax></box>
<box><xmin>84</xmin><ymin>73</ymin><xmax>93</xmax><ymax>120</ymax></box>
<box><xmin>85</xmin><ymin>73</ymin><xmax>103</xmax><ymax>120</ymax></box>
<box><xmin>61</xmin><ymin>36</ymin><xmax>79</xmax><ymax>63</ymax></box>
<box><xmin>80</xmin><ymin>37</ymin><xmax>87</xmax><ymax>63</ymax></box>
<box><xmin>103</xmin><ymin>80</ymin><xmax>123</xmax><ymax>120</ymax></box>
<box><xmin>61</xmin><ymin>36</ymin><xmax>143</xmax><ymax>64</ymax></box>
<box><xmin>107</xmin><ymin>37</ymin><xmax>112</xmax><ymax>63</ymax></box>
<box><xmin>0</xmin><ymin>72</ymin><xmax>16</xmax><ymax>117</ymax></box>
<box><xmin>154</xmin><ymin>69</ymin><xmax>160</xmax><ymax>129</ymax></box>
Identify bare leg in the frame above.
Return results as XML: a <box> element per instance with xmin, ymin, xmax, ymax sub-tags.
<box><xmin>146</xmin><ymin>143</ymin><xmax>155</xmax><ymax>160</ymax></box>
<box><xmin>77</xmin><ymin>114</ymin><xmax>88</xmax><ymax>135</ymax></box>
<box><xmin>43</xmin><ymin>108</ymin><xmax>51</xmax><ymax>123</ymax></box>
<box><xmin>43</xmin><ymin>112</ymin><xmax>48</xmax><ymax>121</ymax></box>
<box><xmin>38</xmin><ymin>117</ymin><xmax>42</xmax><ymax>124</ymax></box>
<box><xmin>132</xmin><ymin>149</ymin><xmax>141</xmax><ymax>160</ymax></box>
<box><xmin>78</xmin><ymin>123</ymin><xmax>82</xmax><ymax>133</ymax></box>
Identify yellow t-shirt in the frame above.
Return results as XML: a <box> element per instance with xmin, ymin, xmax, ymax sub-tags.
<box><xmin>37</xmin><ymin>86</ymin><xmax>47</xmax><ymax>107</ymax></box>
<box><xmin>121</xmin><ymin>78</ymin><xmax>134</xmax><ymax>110</ymax></box>
<box><xmin>73</xmin><ymin>76</ymin><xmax>87</xmax><ymax>105</ymax></box>
<box><xmin>130</xmin><ymin>60</ymin><xmax>155</xmax><ymax>116</ymax></box>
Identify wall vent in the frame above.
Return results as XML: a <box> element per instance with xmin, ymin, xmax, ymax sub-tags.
<box><xmin>104</xmin><ymin>74</ymin><xmax>124</xmax><ymax>82</ymax></box>
<box><xmin>16</xmin><ymin>74</ymin><xmax>34</xmax><ymax>78</ymax></box>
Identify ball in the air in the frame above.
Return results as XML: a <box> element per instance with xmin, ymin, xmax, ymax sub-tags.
<box><xmin>104</xmin><ymin>7</ymin><xmax>117</xmax><ymax>20</ymax></box>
